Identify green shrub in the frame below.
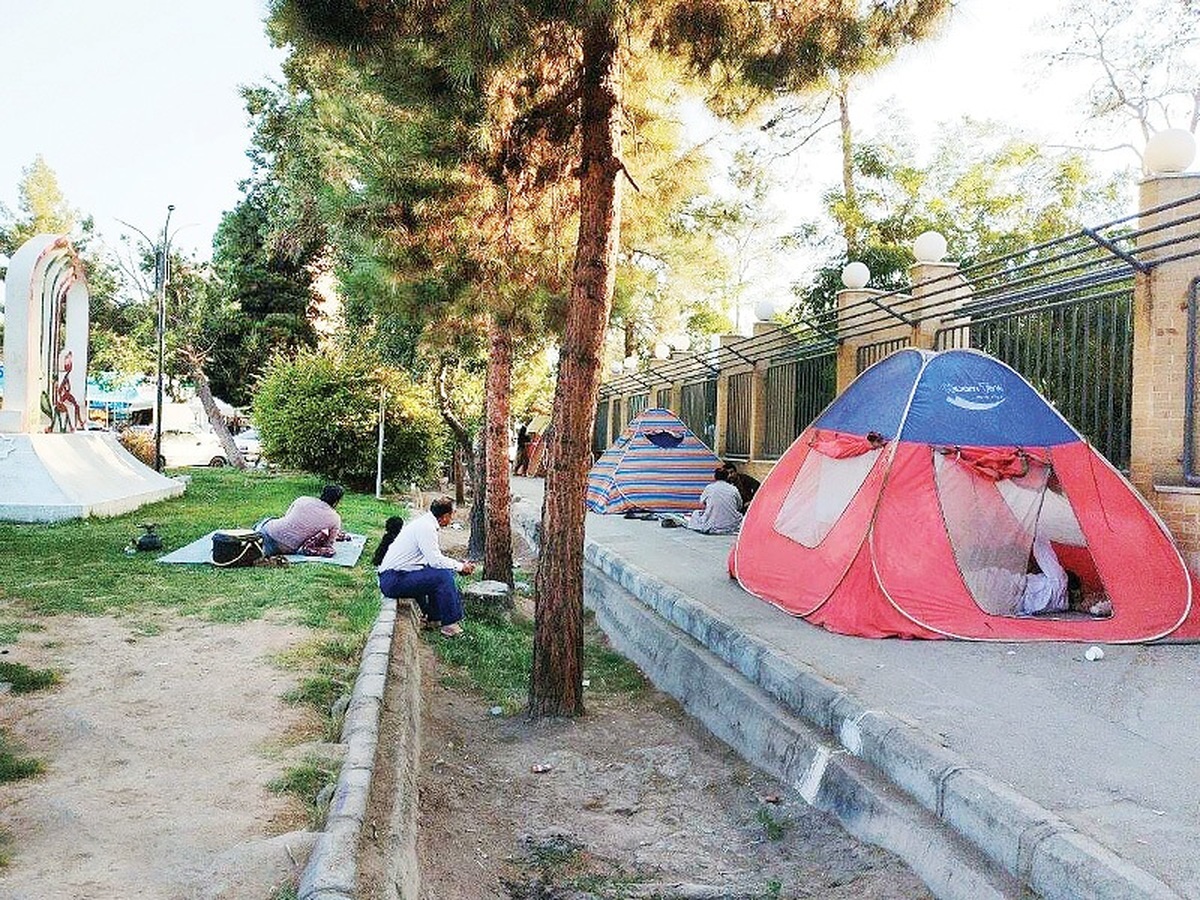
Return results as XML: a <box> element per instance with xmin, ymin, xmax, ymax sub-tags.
<box><xmin>252</xmin><ymin>350</ymin><xmax>447</xmax><ymax>489</ymax></box>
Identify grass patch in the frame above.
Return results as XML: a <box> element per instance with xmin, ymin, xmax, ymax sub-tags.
<box><xmin>269</xmin><ymin>756</ymin><xmax>339</xmax><ymax>829</ymax></box>
<box><xmin>0</xmin><ymin>732</ymin><xmax>44</xmax><ymax>785</ymax></box>
<box><xmin>0</xmin><ymin>619</ymin><xmax>42</xmax><ymax>646</ymax></box>
<box><xmin>432</xmin><ymin>592</ymin><xmax>646</xmax><ymax>714</ymax></box>
<box><xmin>268</xmin><ymin>885</ymin><xmax>298</xmax><ymax>900</ymax></box>
<box><xmin>755</xmin><ymin>807</ymin><xmax>790</xmax><ymax>841</ymax></box>
<box><xmin>0</xmin><ymin>830</ymin><xmax>12</xmax><ymax>868</ymax></box>
<box><xmin>0</xmin><ymin>469</ymin><xmax>392</xmax><ymax>633</ymax></box>
<box><xmin>0</xmin><ymin>661</ymin><xmax>60</xmax><ymax>693</ymax></box>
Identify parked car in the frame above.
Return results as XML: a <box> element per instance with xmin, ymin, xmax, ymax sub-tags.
<box><xmin>158</xmin><ymin>428</ymin><xmax>228</xmax><ymax>469</ymax></box>
<box><xmin>234</xmin><ymin>428</ymin><xmax>263</xmax><ymax>465</ymax></box>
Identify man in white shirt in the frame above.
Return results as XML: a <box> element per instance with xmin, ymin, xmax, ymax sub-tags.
<box><xmin>686</xmin><ymin>467</ymin><xmax>744</xmax><ymax>535</ymax></box>
<box><xmin>377</xmin><ymin>496</ymin><xmax>475</xmax><ymax>637</ymax></box>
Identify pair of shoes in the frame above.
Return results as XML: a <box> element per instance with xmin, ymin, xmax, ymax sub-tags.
<box><xmin>439</xmin><ymin>623</ymin><xmax>465</xmax><ymax>638</ymax></box>
<box><xmin>660</xmin><ymin>517</ymin><xmax>685</xmax><ymax>528</ymax></box>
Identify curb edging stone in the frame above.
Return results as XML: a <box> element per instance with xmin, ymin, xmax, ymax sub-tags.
<box><xmin>297</xmin><ymin>597</ymin><xmax>397</xmax><ymax>900</ymax></box>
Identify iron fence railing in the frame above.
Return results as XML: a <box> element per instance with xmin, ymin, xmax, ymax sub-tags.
<box><xmin>593</xmin><ymin>400</ymin><xmax>609</xmax><ymax>456</ymax></box>
<box><xmin>611</xmin><ymin>399</ymin><xmax>622</xmax><ymax>442</ymax></box>
<box><xmin>656</xmin><ymin>387</ymin><xmax>671</xmax><ymax>410</ymax></box>
<box><xmin>856</xmin><ymin>336</ymin><xmax>912</xmax><ymax>375</ymax></box>
<box><xmin>680</xmin><ymin>379</ymin><xmax>717</xmax><ymax>449</ymax></box>
<box><xmin>763</xmin><ymin>353</ymin><xmax>837</xmax><ymax>458</ymax></box>
<box><xmin>595</xmin><ymin>191</ymin><xmax>1200</xmax><ymax>470</ymax></box>
<box><xmin>724</xmin><ymin>371</ymin><xmax>752</xmax><ymax>458</ymax></box>
<box><xmin>627</xmin><ymin>392</ymin><xmax>649</xmax><ymax>422</ymax></box>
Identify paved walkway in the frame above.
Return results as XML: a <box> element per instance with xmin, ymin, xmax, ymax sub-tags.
<box><xmin>511</xmin><ymin>477</ymin><xmax>1200</xmax><ymax>898</ymax></box>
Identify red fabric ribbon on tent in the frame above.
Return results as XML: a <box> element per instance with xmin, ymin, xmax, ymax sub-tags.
<box><xmin>938</xmin><ymin>445</ymin><xmax>1052</xmax><ymax>481</ymax></box>
<box><xmin>809</xmin><ymin>429</ymin><xmax>888</xmax><ymax>459</ymax></box>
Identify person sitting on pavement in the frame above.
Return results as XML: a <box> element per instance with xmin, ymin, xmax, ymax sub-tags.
<box><xmin>377</xmin><ymin>496</ymin><xmax>475</xmax><ymax>638</ymax></box>
<box><xmin>256</xmin><ymin>483</ymin><xmax>346</xmax><ymax>557</ymax></box>
<box><xmin>721</xmin><ymin>461</ymin><xmax>761</xmax><ymax>507</ymax></box>
<box><xmin>685</xmin><ymin>467</ymin><xmax>745</xmax><ymax>535</ymax></box>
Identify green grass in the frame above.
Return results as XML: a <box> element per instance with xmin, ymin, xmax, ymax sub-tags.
<box><xmin>267</xmin><ymin>885</ymin><xmax>298</xmax><ymax>900</ymax></box>
<box><xmin>433</xmin><ymin>583</ymin><xmax>646</xmax><ymax>714</ymax></box>
<box><xmin>269</xmin><ymin>756</ymin><xmax>340</xmax><ymax>829</ymax></box>
<box><xmin>0</xmin><ymin>733</ymin><xmax>44</xmax><ymax>785</ymax></box>
<box><xmin>0</xmin><ymin>469</ymin><xmax>392</xmax><ymax>633</ymax></box>
<box><xmin>0</xmin><ymin>661</ymin><xmax>60</xmax><ymax>693</ymax></box>
<box><xmin>755</xmin><ymin>807</ymin><xmax>791</xmax><ymax>841</ymax></box>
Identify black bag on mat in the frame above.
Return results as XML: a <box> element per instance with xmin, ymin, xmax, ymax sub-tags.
<box><xmin>212</xmin><ymin>529</ymin><xmax>264</xmax><ymax>568</ymax></box>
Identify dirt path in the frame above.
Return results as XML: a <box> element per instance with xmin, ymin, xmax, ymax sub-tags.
<box><xmin>416</xmin><ymin>658</ymin><xmax>932</xmax><ymax>900</ymax></box>
<box><xmin>0</xmin><ymin>614</ymin><xmax>316</xmax><ymax>900</ymax></box>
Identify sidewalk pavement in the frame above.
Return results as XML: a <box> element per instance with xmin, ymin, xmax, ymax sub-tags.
<box><xmin>511</xmin><ymin>477</ymin><xmax>1200</xmax><ymax>898</ymax></box>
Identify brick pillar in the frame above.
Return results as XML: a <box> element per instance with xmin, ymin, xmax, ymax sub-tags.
<box><xmin>835</xmin><ymin>287</ymin><xmax>893</xmax><ymax>392</ymax></box>
<box><xmin>1129</xmin><ymin>172</ymin><xmax>1200</xmax><ymax>570</ymax></box>
<box><xmin>906</xmin><ymin>261</ymin><xmax>971</xmax><ymax>350</ymax></box>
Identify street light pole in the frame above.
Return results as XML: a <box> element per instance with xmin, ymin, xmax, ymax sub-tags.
<box><xmin>153</xmin><ymin>205</ymin><xmax>175</xmax><ymax>472</ymax></box>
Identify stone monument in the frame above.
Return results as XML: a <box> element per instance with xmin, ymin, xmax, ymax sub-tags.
<box><xmin>0</xmin><ymin>234</ymin><xmax>184</xmax><ymax>521</ymax></box>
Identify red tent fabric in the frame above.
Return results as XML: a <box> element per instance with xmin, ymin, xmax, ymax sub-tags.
<box><xmin>729</xmin><ymin>349</ymin><xmax>1195</xmax><ymax>642</ymax></box>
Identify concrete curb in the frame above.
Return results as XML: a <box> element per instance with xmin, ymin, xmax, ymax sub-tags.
<box><xmin>297</xmin><ymin>598</ymin><xmax>397</xmax><ymax>900</ymax></box>
<box><xmin>513</xmin><ymin>509</ymin><xmax>1183</xmax><ymax>900</ymax></box>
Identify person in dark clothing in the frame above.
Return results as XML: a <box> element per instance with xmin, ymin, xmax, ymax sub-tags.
<box><xmin>513</xmin><ymin>424</ymin><xmax>531</xmax><ymax>476</ymax></box>
<box><xmin>721</xmin><ymin>461</ymin><xmax>761</xmax><ymax>507</ymax></box>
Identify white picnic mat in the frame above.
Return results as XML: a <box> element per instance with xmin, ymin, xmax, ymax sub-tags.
<box><xmin>156</xmin><ymin>531</ymin><xmax>367</xmax><ymax>567</ymax></box>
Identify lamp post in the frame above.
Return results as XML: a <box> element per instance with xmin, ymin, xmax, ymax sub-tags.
<box><xmin>154</xmin><ymin>205</ymin><xmax>174</xmax><ymax>472</ymax></box>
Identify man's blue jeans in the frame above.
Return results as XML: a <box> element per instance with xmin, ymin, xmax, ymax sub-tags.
<box><xmin>379</xmin><ymin>566</ymin><xmax>464</xmax><ymax>626</ymax></box>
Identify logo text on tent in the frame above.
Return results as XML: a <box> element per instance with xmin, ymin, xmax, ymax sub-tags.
<box><xmin>944</xmin><ymin>381</ymin><xmax>1007</xmax><ymax>411</ymax></box>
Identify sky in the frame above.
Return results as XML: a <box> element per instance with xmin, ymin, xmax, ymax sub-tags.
<box><xmin>0</xmin><ymin>0</ymin><xmax>286</xmax><ymax>260</ymax></box>
<box><xmin>0</xmin><ymin>0</ymin><xmax>1145</xmax><ymax>269</ymax></box>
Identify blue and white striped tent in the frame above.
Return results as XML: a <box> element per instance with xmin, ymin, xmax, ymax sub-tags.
<box><xmin>586</xmin><ymin>407</ymin><xmax>722</xmax><ymax>515</ymax></box>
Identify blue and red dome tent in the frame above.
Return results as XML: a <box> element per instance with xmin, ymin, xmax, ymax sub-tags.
<box><xmin>587</xmin><ymin>407</ymin><xmax>722</xmax><ymax>515</ymax></box>
<box><xmin>730</xmin><ymin>348</ymin><xmax>1198</xmax><ymax>642</ymax></box>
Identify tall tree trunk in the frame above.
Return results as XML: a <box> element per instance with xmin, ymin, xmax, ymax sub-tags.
<box><xmin>484</xmin><ymin>315</ymin><xmax>515</xmax><ymax>585</ymax></box>
<box><xmin>837</xmin><ymin>79</ymin><xmax>859</xmax><ymax>256</ymax></box>
<box><xmin>467</xmin><ymin>424</ymin><xmax>486</xmax><ymax>560</ymax></box>
<box><xmin>435</xmin><ymin>359</ymin><xmax>480</xmax><ymax>541</ymax></box>
<box><xmin>182</xmin><ymin>346</ymin><xmax>246</xmax><ymax>469</ymax></box>
<box><xmin>530</xmin><ymin>10</ymin><xmax>622</xmax><ymax>719</ymax></box>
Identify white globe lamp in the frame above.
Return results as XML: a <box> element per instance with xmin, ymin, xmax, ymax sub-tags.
<box><xmin>653</xmin><ymin>342</ymin><xmax>671</xmax><ymax>360</ymax></box>
<box><xmin>669</xmin><ymin>333</ymin><xmax>691</xmax><ymax>352</ymax></box>
<box><xmin>623</xmin><ymin>354</ymin><xmax>639</xmax><ymax>372</ymax></box>
<box><xmin>1144</xmin><ymin>128</ymin><xmax>1197</xmax><ymax>174</ymax></box>
<box><xmin>753</xmin><ymin>299</ymin><xmax>778</xmax><ymax>321</ymax></box>
<box><xmin>913</xmin><ymin>230</ymin><xmax>948</xmax><ymax>264</ymax></box>
<box><xmin>841</xmin><ymin>261</ymin><xmax>870</xmax><ymax>289</ymax></box>
<box><xmin>609</xmin><ymin>361</ymin><xmax>623</xmax><ymax>375</ymax></box>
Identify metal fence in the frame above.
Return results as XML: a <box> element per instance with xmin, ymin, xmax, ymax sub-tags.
<box><xmin>611</xmin><ymin>398</ymin><xmax>622</xmax><ymax>442</ymax></box>
<box><xmin>724</xmin><ymin>371</ymin><xmax>752</xmax><ymax>459</ymax></box>
<box><xmin>628</xmin><ymin>392</ymin><xmax>649</xmax><ymax>422</ymax></box>
<box><xmin>856</xmin><ymin>337</ymin><xmax>912</xmax><ymax>374</ymax></box>
<box><xmin>594</xmin><ymin>192</ymin><xmax>1200</xmax><ymax>473</ymax></box>
<box><xmin>680</xmin><ymin>379</ymin><xmax>717</xmax><ymax>449</ymax></box>
<box><xmin>656</xmin><ymin>387</ymin><xmax>671</xmax><ymax>410</ymax></box>
<box><xmin>762</xmin><ymin>354</ymin><xmax>837</xmax><ymax>458</ymax></box>
<box><xmin>936</xmin><ymin>289</ymin><xmax>1134</xmax><ymax>468</ymax></box>
<box><xmin>593</xmin><ymin>400</ymin><xmax>609</xmax><ymax>456</ymax></box>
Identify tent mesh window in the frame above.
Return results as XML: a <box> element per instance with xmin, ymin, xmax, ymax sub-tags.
<box><xmin>934</xmin><ymin>452</ymin><xmax>1054</xmax><ymax>616</ymax></box>
<box><xmin>774</xmin><ymin>446</ymin><xmax>883</xmax><ymax>548</ymax></box>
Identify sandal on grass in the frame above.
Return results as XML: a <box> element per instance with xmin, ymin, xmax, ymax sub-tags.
<box><xmin>439</xmin><ymin>623</ymin><xmax>465</xmax><ymax>638</ymax></box>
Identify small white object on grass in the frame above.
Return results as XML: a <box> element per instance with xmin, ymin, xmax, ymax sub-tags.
<box><xmin>1084</xmin><ymin>646</ymin><xmax>1105</xmax><ymax>662</ymax></box>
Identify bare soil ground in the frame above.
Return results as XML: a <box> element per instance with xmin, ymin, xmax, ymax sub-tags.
<box><xmin>414</xmin><ymin>526</ymin><xmax>930</xmax><ymax>900</ymax></box>
<box><xmin>0</xmin><ymin>614</ymin><xmax>316</xmax><ymax>900</ymax></box>
<box><xmin>415</xmin><ymin>665</ymin><xmax>932</xmax><ymax>900</ymax></box>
